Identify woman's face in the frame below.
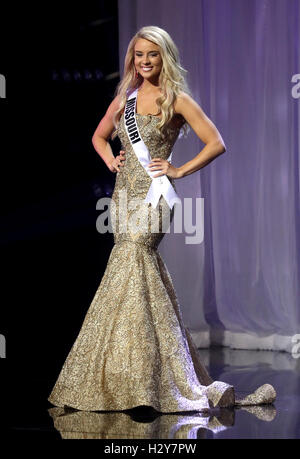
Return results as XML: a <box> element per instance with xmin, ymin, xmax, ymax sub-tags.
<box><xmin>134</xmin><ymin>38</ymin><xmax>163</xmax><ymax>83</ymax></box>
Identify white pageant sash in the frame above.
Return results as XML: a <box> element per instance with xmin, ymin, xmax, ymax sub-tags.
<box><xmin>123</xmin><ymin>87</ymin><xmax>181</xmax><ymax>210</ymax></box>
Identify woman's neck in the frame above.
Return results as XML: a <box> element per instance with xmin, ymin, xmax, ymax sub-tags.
<box><xmin>139</xmin><ymin>79</ymin><xmax>160</xmax><ymax>93</ymax></box>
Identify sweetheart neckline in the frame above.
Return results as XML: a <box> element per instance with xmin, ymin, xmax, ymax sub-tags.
<box><xmin>136</xmin><ymin>113</ymin><xmax>161</xmax><ymax>120</ymax></box>
<box><xmin>120</xmin><ymin>111</ymin><xmax>161</xmax><ymax>121</ymax></box>
<box><xmin>120</xmin><ymin>111</ymin><xmax>182</xmax><ymax>131</ymax></box>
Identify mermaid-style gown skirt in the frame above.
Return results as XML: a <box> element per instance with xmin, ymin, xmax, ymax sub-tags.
<box><xmin>48</xmin><ymin>113</ymin><xmax>276</xmax><ymax>412</ymax></box>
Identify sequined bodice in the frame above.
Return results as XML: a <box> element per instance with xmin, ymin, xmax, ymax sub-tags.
<box><xmin>117</xmin><ymin>112</ymin><xmax>182</xmax><ymax>160</ymax></box>
<box><xmin>114</xmin><ymin>112</ymin><xmax>181</xmax><ymax>196</ymax></box>
<box><xmin>110</xmin><ymin>112</ymin><xmax>182</xmax><ymax>249</ymax></box>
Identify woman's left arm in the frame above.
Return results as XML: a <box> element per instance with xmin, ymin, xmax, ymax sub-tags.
<box><xmin>148</xmin><ymin>92</ymin><xmax>226</xmax><ymax>179</ymax></box>
<box><xmin>174</xmin><ymin>92</ymin><xmax>226</xmax><ymax>178</ymax></box>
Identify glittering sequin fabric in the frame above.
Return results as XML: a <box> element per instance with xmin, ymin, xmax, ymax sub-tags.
<box><xmin>48</xmin><ymin>112</ymin><xmax>276</xmax><ymax>413</ymax></box>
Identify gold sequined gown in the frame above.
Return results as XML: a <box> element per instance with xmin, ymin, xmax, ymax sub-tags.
<box><xmin>48</xmin><ymin>112</ymin><xmax>276</xmax><ymax>413</ymax></box>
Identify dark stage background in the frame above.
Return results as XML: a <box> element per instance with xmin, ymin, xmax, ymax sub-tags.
<box><xmin>1</xmin><ymin>1</ymin><xmax>124</xmax><ymax>417</ymax></box>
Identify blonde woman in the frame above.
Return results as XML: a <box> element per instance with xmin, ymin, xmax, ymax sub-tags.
<box><xmin>48</xmin><ymin>26</ymin><xmax>276</xmax><ymax>413</ymax></box>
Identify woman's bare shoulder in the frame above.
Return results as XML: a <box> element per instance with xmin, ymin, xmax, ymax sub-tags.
<box><xmin>110</xmin><ymin>93</ymin><xmax>122</xmax><ymax>112</ymax></box>
<box><xmin>174</xmin><ymin>91</ymin><xmax>193</xmax><ymax>114</ymax></box>
<box><xmin>105</xmin><ymin>93</ymin><xmax>124</xmax><ymax>123</ymax></box>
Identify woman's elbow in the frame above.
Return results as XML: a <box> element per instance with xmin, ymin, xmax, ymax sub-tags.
<box><xmin>221</xmin><ymin>143</ymin><xmax>226</xmax><ymax>154</ymax></box>
<box><xmin>216</xmin><ymin>140</ymin><xmax>226</xmax><ymax>154</ymax></box>
<box><xmin>91</xmin><ymin>133</ymin><xmax>102</xmax><ymax>146</ymax></box>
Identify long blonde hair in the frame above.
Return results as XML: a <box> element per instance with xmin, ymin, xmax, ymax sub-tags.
<box><xmin>111</xmin><ymin>25</ymin><xmax>191</xmax><ymax>140</ymax></box>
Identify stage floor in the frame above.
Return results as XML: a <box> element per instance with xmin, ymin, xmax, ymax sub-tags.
<box><xmin>8</xmin><ymin>347</ymin><xmax>300</xmax><ymax>439</ymax></box>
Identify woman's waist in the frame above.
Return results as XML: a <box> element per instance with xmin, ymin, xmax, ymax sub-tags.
<box><xmin>113</xmin><ymin>172</ymin><xmax>176</xmax><ymax>193</ymax></box>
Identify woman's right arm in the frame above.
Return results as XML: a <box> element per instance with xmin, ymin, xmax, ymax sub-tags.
<box><xmin>92</xmin><ymin>95</ymin><xmax>123</xmax><ymax>172</ymax></box>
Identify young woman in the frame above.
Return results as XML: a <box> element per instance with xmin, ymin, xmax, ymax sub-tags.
<box><xmin>48</xmin><ymin>26</ymin><xmax>276</xmax><ymax>413</ymax></box>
